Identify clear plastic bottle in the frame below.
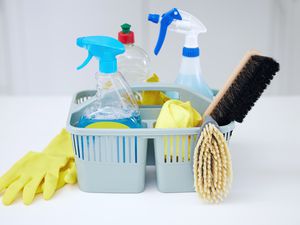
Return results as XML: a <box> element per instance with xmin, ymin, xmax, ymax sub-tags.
<box><xmin>117</xmin><ymin>23</ymin><xmax>150</xmax><ymax>84</ymax></box>
<box><xmin>76</xmin><ymin>36</ymin><xmax>142</xmax><ymax>128</ymax></box>
<box><xmin>176</xmin><ymin>49</ymin><xmax>213</xmax><ymax>99</ymax></box>
<box><xmin>78</xmin><ymin>71</ymin><xmax>141</xmax><ymax>128</ymax></box>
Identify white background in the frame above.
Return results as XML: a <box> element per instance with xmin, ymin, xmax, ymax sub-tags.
<box><xmin>0</xmin><ymin>0</ymin><xmax>299</xmax><ymax>96</ymax></box>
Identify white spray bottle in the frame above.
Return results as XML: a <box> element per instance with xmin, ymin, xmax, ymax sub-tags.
<box><xmin>148</xmin><ymin>8</ymin><xmax>214</xmax><ymax>100</ymax></box>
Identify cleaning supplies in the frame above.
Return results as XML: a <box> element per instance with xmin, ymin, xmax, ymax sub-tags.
<box><xmin>139</xmin><ymin>73</ymin><xmax>170</xmax><ymax>105</ymax></box>
<box><xmin>76</xmin><ymin>36</ymin><xmax>142</xmax><ymax>128</ymax></box>
<box><xmin>204</xmin><ymin>50</ymin><xmax>280</xmax><ymax>125</ymax></box>
<box><xmin>118</xmin><ymin>23</ymin><xmax>150</xmax><ymax>84</ymax></box>
<box><xmin>193</xmin><ymin>50</ymin><xmax>279</xmax><ymax>202</ymax></box>
<box><xmin>0</xmin><ymin>129</ymin><xmax>76</xmax><ymax>205</ymax></box>
<box><xmin>155</xmin><ymin>100</ymin><xmax>202</xmax><ymax>128</ymax></box>
<box><xmin>148</xmin><ymin>8</ymin><xmax>214</xmax><ymax>100</ymax></box>
<box><xmin>193</xmin><ymin>117</ymin><xmax>232</xmax><ymax>203</ymax></box>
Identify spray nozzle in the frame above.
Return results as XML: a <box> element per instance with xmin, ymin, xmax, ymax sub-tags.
<box><xmin>76</xmin><ymin>36</ymin><xmax>125</xmax><ymax>74</ymax></box>
<box><xmin>148</xmin><ymin>14</ymin><xmax>160</xmax><ymax>24</ymax></box>
<box><xmin>148</xmin><ymin>8</ymin><xmax>182</xmax><ymax>55</ymax></box>
<box><xmin>148</xmin><ymin>8</ymin><xmax>207</xmax><ymax>55</ymax></box>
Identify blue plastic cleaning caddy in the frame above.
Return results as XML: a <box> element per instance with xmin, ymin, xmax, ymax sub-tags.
<box><xmin>66</xmin><ymin>84</ymin><xmax>234</xmax><ymax>193</ymax></box>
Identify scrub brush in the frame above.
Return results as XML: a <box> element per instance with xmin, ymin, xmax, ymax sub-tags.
<box><xmin>193</xmin><ymin>50</ymin><xmax>280</xmax><ymax>203</ymax></box>
<box><xmin>193</xmin><ymin>117</ymin><xmax>232</xmax><ymax>203</ymax></box>
<box><xmin>204</xmin><ymin>50</ymin><xmax>280</xmax><ymax>125</ymax></box>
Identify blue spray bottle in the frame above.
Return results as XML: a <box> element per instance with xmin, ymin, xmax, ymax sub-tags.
<box><xmin>148</xmin><ymin>8</ymin><xmax>214</xmax><ymax>100</ymax></box>
<box><xmin>76</xmin><ymin>36</ymin><xmax>142</xmax><ymax>128</ymax></box>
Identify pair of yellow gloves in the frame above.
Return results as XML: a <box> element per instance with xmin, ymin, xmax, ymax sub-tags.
<box><xmin>0</xmin><ymin>129</ymin><xmax>76</xmax><ymax>205</ymax></box>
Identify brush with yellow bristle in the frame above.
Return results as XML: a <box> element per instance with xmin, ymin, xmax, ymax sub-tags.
<box><xmin>193</xmin><ymin>50</ymin><xmax>280</xmax><ymax>203</ymax></box>
<box><xmin>193</xmin><ymin>117</ymin><xmax>232</xmax><ymax>203</ymax></box>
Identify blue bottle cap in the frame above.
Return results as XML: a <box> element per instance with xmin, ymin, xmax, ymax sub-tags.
<box><xmin>182</xmin><ymin>47</ymin><xmax>200</xmax><ymax>57</ymax></box>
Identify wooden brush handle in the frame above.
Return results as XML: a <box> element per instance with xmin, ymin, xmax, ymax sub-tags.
<box><xmin>204</xmin><ymin>50</ymin><xmax>261</xmax><ymax>117</ymax></box>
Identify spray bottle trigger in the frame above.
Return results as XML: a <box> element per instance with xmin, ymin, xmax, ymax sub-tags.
<box><xmin>77</xmin><ymin>52</ymin><xmax>93</xmax><ymax>70</ymax></box>
<box><xmin>151</xmin><ymin>8</ymin><xmax>182</xmax><ymax>55</ymax></box>
<box><xmin>154</xmin><ymin>25</ymin><xmax>168</xmax><ymax>55</ymax></box>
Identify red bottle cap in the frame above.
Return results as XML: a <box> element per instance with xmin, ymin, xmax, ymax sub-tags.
<box><xmin>118</xmin><ymin>23</ymin><xmax>135</xmax><ymax>44</ymax></box>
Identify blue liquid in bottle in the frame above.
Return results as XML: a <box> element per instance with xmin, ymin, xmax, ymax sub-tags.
<box><xmin>77</xmin><ymin>72</ymin><xmax>142</xmax><ymax>129</ymax></box>
<box><xmin>78</xmin><ymin>112</ymin><xmax>142</xmax><ymax>128</ymax></box>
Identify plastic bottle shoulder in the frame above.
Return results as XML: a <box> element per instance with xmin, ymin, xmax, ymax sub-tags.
<box><xmin>117</xmin><ymin>44</ymin><xmax>150</xmax><ymax>84</ymax></box>
<box><xmin>124</xmin><ymin>44</ymin><xmax>150</xmax><ymax>60</ymax></box>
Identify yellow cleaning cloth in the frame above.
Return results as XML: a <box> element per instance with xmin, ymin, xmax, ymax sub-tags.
<box><xmin>0</xmin><ymin>129</ymin><xmax>76</xmax><ymax>205</ymax></box>
<box><xmin>155</xmin><ymin>100</ymin><xmax>203</xmax><ymax>162</ymax></box>
<box><xmin>139</xmin><ymin>73</ymin><xmax>170</xmax><ymax>105</ymax></box>
<box><xmin>155</xmin><ymin>100</ymin><xmax>202</xmax><ymax>128</ymax></box>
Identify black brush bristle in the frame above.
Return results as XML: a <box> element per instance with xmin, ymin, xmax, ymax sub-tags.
<box><xmin>211</xmin><ymin>55</ymin><xmax>279</xmax><ymax>126</ymax></box>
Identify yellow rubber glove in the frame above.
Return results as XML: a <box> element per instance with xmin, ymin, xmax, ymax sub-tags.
<box><xmin>155</xmin><ymin>100</ymin><xmax>203</xmax><ymax>128</ymax></box>
<box><xmin>0</xmin><ymin>151</ymin><xmax>69</xmax><ymax>205</ymax></box>
<box><xmin>36</xmin><ymin>159</ymin><xmax>77</xmax><ymax>194</ymax></box>
<box><xmin>139</xmin><ymin>73</ymin><xmax>170</xmax><ymax>105</ymax></box>
<box><xmin>36</xmin><ymin>129</ymin><xmax>77</xmax><ymax>199</ymax></box>
<box><xmin>42</xmin><ymin>129</ymin><xmax>77</xmax><ymax>184</ymax></box>
<box><xmin>43</xmin><ymin>129</ymin><xmax>73</xmax><ymax>158</ymax></box>
<box><xmin>0</xmin><ymin>129</ymin><xmax>77</xmax><ymax>205</ymax></box>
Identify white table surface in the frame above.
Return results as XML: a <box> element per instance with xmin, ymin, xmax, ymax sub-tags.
<box><xmin>0</xmin><ymin>95</ymin><xmax>300</xmax><ymax>225</ymax></box>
